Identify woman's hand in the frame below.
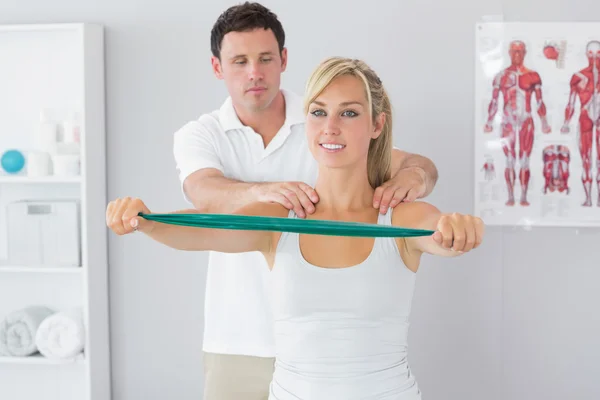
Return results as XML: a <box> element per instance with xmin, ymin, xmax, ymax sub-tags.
<box><xmin>432</xmin><ymin>212</ymin><xmax>485</xmax><ymax>253</ymax></box>
<box><xmin>106</xmin><ymin>197</ymin><xmax>155</xmax><ymax>235</ymax></box>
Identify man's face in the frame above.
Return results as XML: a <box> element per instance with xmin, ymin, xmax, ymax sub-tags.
<box><xmin>212</xmin><ymin>28</ymin><xmax>287</xmax><ymax>113</ymax></box>
<box><xmin>509</xmin><ymin>42</ymin><xmax>526</xmax><ymax>66</ymax></box>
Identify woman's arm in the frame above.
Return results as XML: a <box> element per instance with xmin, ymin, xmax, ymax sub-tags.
<box><xmin>106</xmin><ymin>197</ymin><xmax>288</xmax><ymax>253</ymax></box>
<box><xmin>392</xmin><ymin>201</ymin><xmax>485</xmax><ymax>257</ymax></box>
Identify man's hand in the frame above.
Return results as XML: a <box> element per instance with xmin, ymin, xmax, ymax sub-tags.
<box><xmin>373</xmin><ymin>167</ymin><xmax>427</xmax><ymax>214</ymax></box>
<box><xmin>253</xmin><ymin>182</ymin><xmax>319</xmax><ymax>219</ymax></box>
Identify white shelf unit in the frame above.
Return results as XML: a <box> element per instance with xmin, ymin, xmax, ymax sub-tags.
<box><xmin>0</xmin><ymin>265</ymin><xmax>84</xmax><ymax>273</ymax></box>
<box><xmin>0</xmin><ymin>354</ymin><xmax>86</xmax><ymax>365</ymax></box>
<box><xmin>0</xmin><ymin>176</ymin><xmax>82</xmax><ymax>183</ymax></box>
<box><xmin>0</xmin><ymin>23</ymin><xmax>110</xmax><ymax>400</ymax></box>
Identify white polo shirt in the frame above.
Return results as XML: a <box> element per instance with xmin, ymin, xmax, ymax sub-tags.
<box><xmin>173</xmin><ymin>89</ymin><xmax>318</xmax><ymax>357</ymax></box>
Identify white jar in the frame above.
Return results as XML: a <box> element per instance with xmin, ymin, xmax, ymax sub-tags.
<box><xmin>34</xmin><ymin>109</ymin><xmax>58</xmax><ymax>153</ymax></box>
<box><xmin>27</xmin><ymin>151</ymin><xmax>52</xmax><ymax>177</ymax></box>
<box><xmin>52</xmin><ymin>154</ymin><xmax>80</xmax><ymax>176</ymax></box>
<box><xmin>62</xmin><ymin>111</ymin><xmax>81</xmax><ymax>144</ymax></box>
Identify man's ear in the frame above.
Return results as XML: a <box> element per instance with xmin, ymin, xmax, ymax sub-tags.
<box><xmin>280</xmin><ymin>47</ymin><xmax>288</xmax><ymax>72</ymax></box>
<box><xmin>372</xmin><ymin>112</ymin><xmax>386</xmax><ymax>139</ymax></box>
<box><xmin>211</xmin><ymin>56</ymin><xmax>224</xmax><ymax>79</ymax></box>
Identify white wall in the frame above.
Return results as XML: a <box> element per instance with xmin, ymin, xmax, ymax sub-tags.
<box><xmin>3</xmin><ymin>0</ymin><xmax>600</xmax><ymax>399</ymax></box>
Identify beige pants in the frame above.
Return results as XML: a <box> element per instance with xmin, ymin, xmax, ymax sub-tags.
<box><xmin>203</xmin><ymin>352</ymin><xmax>275</xmax><ymax>400</ymax></box>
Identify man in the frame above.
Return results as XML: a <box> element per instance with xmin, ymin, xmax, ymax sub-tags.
<box><xmin>483</xmin><ymin>40</ymin><xmax>551</xmax><ymax>207</ymax></box>
<box><xmin>173</xmin><ymin>3</ymin><xmax>439</xmax><ymax>399</ymax></box>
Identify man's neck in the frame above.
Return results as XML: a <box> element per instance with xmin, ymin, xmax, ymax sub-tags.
<box><xmin>234</xmin><ymin>90</ymin><xmax>286</xmax><ymax>148</ymax></box>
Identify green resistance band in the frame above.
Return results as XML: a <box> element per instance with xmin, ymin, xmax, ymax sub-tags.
<box><xmin>138</xmin><ymin>213</ymin><xmax>435</xmax><ymax>238</ymax></box>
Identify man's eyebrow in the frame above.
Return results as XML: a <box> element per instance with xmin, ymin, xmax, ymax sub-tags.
<box><xmin>229</xmin><ymin>51</ymin><xmax>276</xmax><ymax>60</ymax></box>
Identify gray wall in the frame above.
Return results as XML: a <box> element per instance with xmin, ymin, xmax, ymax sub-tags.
<box><xmin>3</xmin><ymin>0</ymin><xmax>600</xmax><ymax>399</ymax></box>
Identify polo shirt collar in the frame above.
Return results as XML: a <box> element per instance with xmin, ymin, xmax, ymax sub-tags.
<box><xmin>281</xmin><ymin>89</ymin><xmax>306</xmax><ymax>127</ymax></box>
<box><xmin>218</xmin><ymin>89</ymin><xmax>305</xmax><ymax>132</ymax></box>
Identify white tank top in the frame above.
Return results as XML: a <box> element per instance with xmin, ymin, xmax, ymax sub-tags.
<box><xmin>268</xmin><ymin>210</ymin><xmax>422</xmax><ymax>400</ymax></box>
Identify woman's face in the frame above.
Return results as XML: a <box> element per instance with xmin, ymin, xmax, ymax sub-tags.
<box><xmin>306</xmin><ymin>75</ymin><xmax>383</xmax><ymax>171</ymax></box>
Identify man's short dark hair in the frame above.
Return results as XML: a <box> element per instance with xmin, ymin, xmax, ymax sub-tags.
<box><xmin>210</xmin><ymin>2</ymin><xmax>285</xmax><ymax>59</ymax></box>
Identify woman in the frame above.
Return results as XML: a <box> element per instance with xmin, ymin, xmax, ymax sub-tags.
<box><xmin>107</xmin><ymin>57</ymin><xmax>485</xmax><ymax>399</ymax></box>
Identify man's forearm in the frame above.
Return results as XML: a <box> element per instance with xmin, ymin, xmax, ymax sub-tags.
<box><xmin>391</xmin><ymin>149</ymin><xmax>439</xmax><ymax>197</ymax></box>
<box><xmin>402</xmin><ymin>155</ymin><xmax>438</xmax><ymax>197</ymax></box>
<box><xmin>184</xmin><ymin>175</ymin><xmax>261</xmax><ymax>214</ymax></box>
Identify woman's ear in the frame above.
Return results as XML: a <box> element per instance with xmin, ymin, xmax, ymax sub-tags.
<box><xmin>372</xmin><ymin>112</ymin><xmax>386</xmax><ymax>139</ymax></box>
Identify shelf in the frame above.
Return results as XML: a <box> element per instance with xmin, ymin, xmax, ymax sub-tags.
<box><xmin>0</xmin><ymin>21</ymin><xmax>110</xmax><ymax>399</ymax></box>
<box><xmin>0</xmin><ymin>265</ymin><xmax>83</xmax><ymax>273</ymax></box>
<box><xmin>0</xmin><ymin>354</ymin><xmax>85</xmax><ymax>365</ymax></box>
<box><xmin>0</xmin><ymin>176</ymin><xmax>81</xmax><ymax>184</ymax></box>
<box><xmin>0</xmin><ymin>23</ymin><xmax>87</xmax><ymax>33</ymax></box>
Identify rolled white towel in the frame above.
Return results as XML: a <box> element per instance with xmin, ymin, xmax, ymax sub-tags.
<box><xmin>35</xmin><ymin>308</ymin><xmax>85</xmax><ymax>360</ymax></box>
<box><xmin>0</xmin><ymin>306</ymin><xmax>55</xmax><ymax>357</ymax></box>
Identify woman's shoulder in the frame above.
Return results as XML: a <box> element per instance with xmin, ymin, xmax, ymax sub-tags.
<box><xmin>232</xmin><ymin>202</ymin><xmax>291</xmax><ymax>261</ymax></box>
<box><xmin>390</xmin><ymin>200</ymin><xmax>441</xmax><ymax>229</ymax></box>
<box><xmin>233</xmin><ymin>201</ymin><xmax>291</xmax><ymax>218</ymax></box>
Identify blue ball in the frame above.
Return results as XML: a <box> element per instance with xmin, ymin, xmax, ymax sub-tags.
<box><xmin>1</xmin><ymin>150</ymin><xmax>26</xmax><ymax>174</ymax></box>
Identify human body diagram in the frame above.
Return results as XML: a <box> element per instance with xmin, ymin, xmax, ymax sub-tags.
<box><xmin>542</xmin><ymin>144</ymin><xmax>571</xmax><ymax>195</ymax></box>
<box><xmin>560</xmin><ymin>40</ymin><xmax>600</xmax><ymax>207</ymax></box>
<box><xmin>484</xmin><ymin>40</ymin><xmax>551</xmax><ymax>207</ymax></box>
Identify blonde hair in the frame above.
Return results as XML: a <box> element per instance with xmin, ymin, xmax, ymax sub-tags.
<box><xmin>303</xmin><ymin>57</ymin><xmax>393</xmax><ymax>189</ymax></box>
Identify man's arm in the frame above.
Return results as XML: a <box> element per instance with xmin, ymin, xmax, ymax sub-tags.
<box><xmin>183</xmin><ymin>169</ymin><xmax>318</xmax><ymax>217</ymax></box>
<box><xmin>372</xmin><ymin>148</ymin><xmax>440</xmax><ymax>214</ymax></box>
<box><xmin>174</xmin><ymin>121</ymin><xmax>318</xmax><ymax>217</ymax></box>
<box><xmin>390</xmin><ymin>148</ymin><xmax>439</xmax><ymax>198</ymax></box>
<box><xmin>182</xmin><ymin>168</ymin><xmax>258</xmax><ymax>213</ymax></box>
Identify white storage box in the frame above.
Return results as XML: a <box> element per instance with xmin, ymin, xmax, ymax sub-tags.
<box><xmin>6</xmin><ymin>200</ymin><xmax>81</xmax><ymax>267</ymax></box>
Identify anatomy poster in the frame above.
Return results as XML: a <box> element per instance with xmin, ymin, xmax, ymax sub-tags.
<box><xmin>475</xmin><ymin>22</ymin><xmax>600</xmax><ymax>227</ymax></box>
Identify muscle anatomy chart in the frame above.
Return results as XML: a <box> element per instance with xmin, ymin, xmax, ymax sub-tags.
<box><xmin>542</xmin><ymin>144</ymin><xmax>571</xmax><ymax>195</ymax></box>
<box><xmin>560</xmin><ymin>40</ymin><xmax>600</xmax><ymax>207</ymax></box>
<box><xmin>483</xmin><ymin>40</ymin><xmax>551</xmax><ymax>207</ymax></box>
<box><xmin>476</xmin><ymin>22</ymin><xmax>600</xmax><ymax>227</ymax></box>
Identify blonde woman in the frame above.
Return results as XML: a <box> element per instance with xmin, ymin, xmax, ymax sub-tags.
<box><xmin>107</xmin><ymin>57</ymin><xmax>484</xmax><ymax>399</ymax></box>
